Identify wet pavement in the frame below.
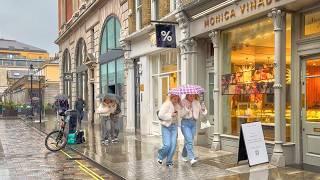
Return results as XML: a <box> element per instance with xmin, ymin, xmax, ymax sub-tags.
<box><xmin>25</xmin><ymin>115</ymin><xmax>320</xmax><ymax>180</ymax></box>
<box><xmin>0</xmin><ymin>119</ymin><xmax>119</xmax><ymax>179</ymax></box>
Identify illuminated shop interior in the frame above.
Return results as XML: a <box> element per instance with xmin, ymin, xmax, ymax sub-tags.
<box><xmin>221</xmin><ymin>16</ymin><xmax>292</xmax><ymax>141</ymax></box>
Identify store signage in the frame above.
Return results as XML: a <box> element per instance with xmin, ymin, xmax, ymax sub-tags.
<box><xmin>191</xmin><ymin>0</ymin><xmax>296</xmax><ymax>37</ymax></box>
<box><xmin>237</xmin><ymin>122</ymin><xmax>269</xmax><ymax>166</ymax></box>
<box><xmin>155</xmin><ymin>24</ymin><xmax>177</xmax><ymax>48</ymax></box>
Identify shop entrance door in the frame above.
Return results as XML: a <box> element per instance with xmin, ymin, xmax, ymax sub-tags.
<box><xmin>301</xmin><ymin>56</ymin><xmax>320</xmax><ymax>167</ymax></box>
<box><xmin>152</xmin><ymin>76</ymin><xmax>170</xmax><ymax>135</ymax></box>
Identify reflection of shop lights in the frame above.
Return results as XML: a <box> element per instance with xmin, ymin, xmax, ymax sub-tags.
<box><xmin>191</xmin><ymin>0</ymin><xmax>239</xmax><ymax>19</ymax></box>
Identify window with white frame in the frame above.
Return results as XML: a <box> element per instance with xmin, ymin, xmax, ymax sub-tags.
<box><xmin>135</xmin><ymin>0</ymin><xmax>142</xmax><ymax>30</ymax></box>
<box><xmin>151</xmin><ymin>0</ymin><xmax>159</xmax><ymax>20</ymax></box>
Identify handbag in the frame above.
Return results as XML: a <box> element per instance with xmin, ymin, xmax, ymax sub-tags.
<box><xmin>156</xmin><ymin>110</ymin><xmax>163</xmax><ymax>121</ymax></box>
<box><xmin>200</xmin><ymin>120</ymin><xmax>211</xmax><ymax>129</ymax></box>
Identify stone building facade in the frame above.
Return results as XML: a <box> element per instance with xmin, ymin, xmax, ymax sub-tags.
<box><xmin>56</xmin><ymin>0</ymin><xmax>129</xmax><ymax>125</ymax></box>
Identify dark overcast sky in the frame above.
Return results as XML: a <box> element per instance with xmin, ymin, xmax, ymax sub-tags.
<box><xmin>0</xmin><ymin>0</ymin><xmax>58</xmax><ymax>55</ymax></box>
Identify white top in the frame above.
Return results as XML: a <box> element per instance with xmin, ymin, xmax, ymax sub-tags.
<box><xmin>181</xmin><ymin>99</ymin><xmax>207</xmax><ymax>120</ymax></box>
<box><xmin>96</xmin><ymin>102</ymin><xmax>117</xmax><ymax>117</ymax></box>
<box><xmin>158</xmin><ymin>101</ymin><xmax>183</xmax><ymax>127</ymax></box>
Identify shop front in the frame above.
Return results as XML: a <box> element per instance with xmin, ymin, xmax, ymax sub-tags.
<box><xmin>298</xmin><ymin>8</ymin><xmax>320</xmax><ymax>168</ymax></box>
<box><xmin>185</xmin><ymin>0</ymin><xmax>320</xmax><ymax>167</ymax></box>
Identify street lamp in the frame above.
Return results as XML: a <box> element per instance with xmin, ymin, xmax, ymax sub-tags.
<box><xmin>29</xmin><ymin>64</ymin><xmax>34</xmax><ymax>116</ymax></box>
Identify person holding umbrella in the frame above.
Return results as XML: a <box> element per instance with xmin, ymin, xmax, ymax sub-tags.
<box><xmin>96</xmin><ymin>94</ymin><xmax>121</xmax><ymax>144</ymax></box>
<box><xmin>170</xmin><ymin>85</ymin><xmax>207</xmax><ymax>166</ymax></box>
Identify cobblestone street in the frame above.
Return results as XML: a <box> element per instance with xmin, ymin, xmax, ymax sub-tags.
<box><xmin>0</xmin><ymin>119</ymin><xmax>119</xmax><ymax>179</ymax></box>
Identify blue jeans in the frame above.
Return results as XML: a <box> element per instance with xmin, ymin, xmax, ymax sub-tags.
<box><xmin>158</xmin><ymin>124</ymin><xmax>178</xmax><ymax>165</ymax></box>
<box><xmin>181</xmin><ymin>118</ymin><xmax>197</xmax><ymax>160</ymax></box>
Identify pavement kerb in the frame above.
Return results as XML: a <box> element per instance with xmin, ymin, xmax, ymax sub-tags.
<box><xmin>19</xmin><ymin>118</ymin><xmax>126</xmax><ymax>180</ymax></box>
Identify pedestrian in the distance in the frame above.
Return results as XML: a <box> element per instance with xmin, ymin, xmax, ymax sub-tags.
<box><xmin>157</xmin><ymin>94</ymin><xmax>182</xmax><ymax>167</ymax></box>
<box><xmin>109</xmin><ymin>100</ymin><xmax>121</xmax><ymax>143</ymax></box>
<box><xmin>75</xmin><ymin>97</ymin><xmax>85</xmax><ymax>128</ymax></box>
<box><xmin>96</xmin><ymin>98</ymin><xmax>117</xmax><ymax>144</ymax></box>
<box><xmin>181</xmin><ymin>94</ymin><xmax>207</xmax><ymax>166</ymax></box>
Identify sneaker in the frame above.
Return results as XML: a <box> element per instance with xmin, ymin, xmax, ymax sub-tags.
<box><xmin>102</xmin><ymin>140</ymin><xmax>110</xmax><ymax>145</ymax></box>
<box><xmin>157</xmin><ymin>159</ymin><xmax>163</xmax><ymax>165</ymax></box>
<box><xmin>166</xmin><ymin>163</ymin><xmax>173</xmax><ymax>167</ymax></box>
<box><xmin>111</xmin><ymin>138</ymin><xmax>119</xmax><ymax>143</ymax></box>
<box><xmin>190</xmin><ymin>159</ymin><xmax>198</xmax><ymax>166</ymax></box>
<box><xmin>181</xmin><ymin>156</ymin><xmax>188</xmax><ymax>162</ymax></box>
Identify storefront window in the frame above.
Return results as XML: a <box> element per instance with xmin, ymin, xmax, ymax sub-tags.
<box><xmin>152</xmin><ymin>50</ymin><xmax>180</xmax><ymax>111</ymax></box>
<box><xmin>100</xmin><ymin>16</ymin><xmax>121</xmax><ymax>54</ymax></box>
<box><xmin>221</xmin><ymin>16</ymin><xmax>291</xmax><ymax>141</ymax></box>
<box><xmin>303</xmin><ymin>9</ymin><xmax>320</xmax><ymax>37</ymax></box>
<box><xmin>62</xmin><ymin>49</ymin><xmax>72</xmax><ymax>106</ymax></box>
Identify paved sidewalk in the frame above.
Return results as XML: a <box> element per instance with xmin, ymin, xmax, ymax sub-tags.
<box><xmin>0</xmin><ymin>119</ymin><xmax>118</xmax><ymax>179</ymax></box>
<box><xmin>26</xmin><ymin>116</ymin><xmax>320</xmax><ymax>180</ymax></box>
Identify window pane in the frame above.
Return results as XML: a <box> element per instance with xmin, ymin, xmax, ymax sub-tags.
<box><xmin>108</xmin><ymin>61</ymin><xmax>116</xmax><ymax>85</ymax></box>
<box><xmin>16</xmin><ymin>60</ymin><xmax>26</xmax><ymax>67</ymax></box>
<box><xmin>107</xmin><ymin>18</ymin><xmax>115</xmax><ymax>50</ymax></box>
<box><xmin>221</xmin><ymin>16</ymin><xmax>292</xmax><ymax>142</ymax></box>
<box><xmin>115</xmin><ymin>19</ymin><xmax>121</xmax><ymax>48</ymax></box>
<box><xmin>117</xmin><ymin>58</ymin><xmax>124</xmax><ymax>84</ymax></box>
<box><xmin>304</xmin><ymin>9</ymin><xmax>320</xmax><ymax>37</ymax></box>
<box><xmin>100</xmin><ymin>27</ymin><xmax>107</xmax><ymax>54</ymax></box>
<box><xmin>100</xmin><ymin>64</ymin><xmax>108</xmax><ymax>94</ymax></box>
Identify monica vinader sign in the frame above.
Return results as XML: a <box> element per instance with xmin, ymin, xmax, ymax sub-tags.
<box><xmin>190</xmin><ymin>0</ymin><xmax>296</xmax><ymax>37</ymax></box>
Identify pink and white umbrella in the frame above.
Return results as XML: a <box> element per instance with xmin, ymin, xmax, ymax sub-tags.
<box><xmin>169</xmin><ymin>84</ymin><xmax>205</xmax><ymax>95</ymax></box>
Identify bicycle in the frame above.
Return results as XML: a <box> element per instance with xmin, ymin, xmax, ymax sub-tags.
<box><xmin>45</xmin><ymin>111</ymin><xmax>68</xmax><ymax>152</ymax></box>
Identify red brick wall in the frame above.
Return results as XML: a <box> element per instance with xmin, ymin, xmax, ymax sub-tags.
<box><xmin>66</xmin><ymin>0</ymin><xmax>73</xmax><ymax>22</ymax></box>
<box><xmin>58</xmin><ymin>0</ymin><xmax>61</xmax><ymax>27</ymax></box>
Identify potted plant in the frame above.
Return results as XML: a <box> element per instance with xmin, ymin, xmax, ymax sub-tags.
<box><xmin>2</xmin><ymin>101</ymin><xmax>18</xmax><ymax>117</ymax></box>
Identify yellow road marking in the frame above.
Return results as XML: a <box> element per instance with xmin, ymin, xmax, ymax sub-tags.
<box><xmin>60</xmin><ymin>150</ymin><xmax>104</xmax><ymax>180</ymax></box>
<box><xmin>79</xmin><ymin>165</ymin><xmax>100</xmax><ymax>180</ymax></box>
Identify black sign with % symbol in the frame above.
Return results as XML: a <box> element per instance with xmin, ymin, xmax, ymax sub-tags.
<box><xmin>155</xmin><ymin>24</ymin><xmax>176</xmax><ymax>48</ymax></box>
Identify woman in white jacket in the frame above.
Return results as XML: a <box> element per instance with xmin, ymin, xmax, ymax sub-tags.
<box><xmin>181</xmin><ymin>94</ymin><xmax>207</xmax><ymax>166</ymax></box>
<box><xmin>157</xmin><ymin>94</ymin><xmax>182</xmax><ymax>167</ymax></box>
<box><xmin>96</xmin><ymin>98</ymin><xmax>117</xmax><ymax>144</ymax></box>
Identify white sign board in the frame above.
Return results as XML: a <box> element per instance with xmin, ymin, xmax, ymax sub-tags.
<box><xmin>241</xmin><ymin>122</ymin><xmax>269</xmax><ymax>166</ymax></box>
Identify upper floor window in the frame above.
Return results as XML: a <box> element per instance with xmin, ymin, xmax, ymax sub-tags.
<box><xmin>135</xmin><ymin>0</ymin><xmax>142</xmax><ymax>30</ymax></box>
<box><xmin>100</xmin><ymin>16</ymin><xmax>121</xmax><ymax>55</ymax></box>
<box><xmin>75</xmin><ymin>38</ymin><xmax>87</xmax><ymax>67</ymax></box>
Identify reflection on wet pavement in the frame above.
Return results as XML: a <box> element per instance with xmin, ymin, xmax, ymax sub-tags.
<box><xmin>0</xmin><ymin>119</ymin><xmax>118</xmax><ymax>179</ymax></box>
<box><xmin>26</xmin><ymin>116</ymin><xmax>320</xmax><ymax>180</ymax></box>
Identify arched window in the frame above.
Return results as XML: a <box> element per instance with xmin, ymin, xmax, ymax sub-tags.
<box><xmin>75</xmin><ymin>38</ymin><xmax>88</xmax><ymax>102</ymax></box>
<box><xmin>100</xmin><ymin>16</ymin><xmax>121</xmax><ymax>55</ymax></box>
<box><xmin>62</xmin><ymin>49</ymin><xmax>72</xmax><ymax>105</ymax></box>
<box><xmin>75</xmin><ymin>38</ymin><xmax>87</xmax><ymax>67</ymax></box>
<box><xmin>99</xmin><ymin>16</ymin><xmax>123</xmax><ymax>95</ymax></box>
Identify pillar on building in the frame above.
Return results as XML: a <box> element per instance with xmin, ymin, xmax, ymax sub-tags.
<box><xmin>121</xmin><ymin>40</ymin><xmax>135</xmax><ymax>132</ymax></box>
<box><xmin>59</xmin><ymin>53</ymin><xmax>64</xmax><ymax>94</ymax></box>
<box><xmin>269</xmin><ymin>8</ymin><xmax>286</xmax><ymax>167</ymax></box>
<box><xmin>180</xmin><ymin>38</ymin><xmax>197</xmax><ymax>85</ymax></box>
<box><xmin>176</xmin><ymin>11</ymin><xmax>198</xmax><ymax>85</ymax></box>
<box><xmin>209</xmin><ymin>30</ymin><xmax>221</xmax><ymax>151</ymax></box>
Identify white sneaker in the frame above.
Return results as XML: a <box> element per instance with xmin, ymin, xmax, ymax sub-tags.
<box><xmin>190</xmin><ymin>159</ymin><xmax>198</xmax><ymax>166</ymax></box>
<box><xmin>181</xmin><ymin>156</ymin><xmax>188</xmax><ymax>162</ymax></box>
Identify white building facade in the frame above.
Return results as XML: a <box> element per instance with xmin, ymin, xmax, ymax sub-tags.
<box><xmin>124</xmin><ymin>0</ymin><xmax>320</xmax><ymax>168</ymax></box>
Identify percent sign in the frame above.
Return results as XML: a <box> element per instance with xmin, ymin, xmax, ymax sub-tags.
<box><xmin>161</xmin><ymin>30</ymin><xmax>172</xmax><ymax>42</ymax></box>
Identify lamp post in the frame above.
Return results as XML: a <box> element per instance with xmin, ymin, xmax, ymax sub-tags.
<box><xmin>29</xmin><ymin>64</ymin><xmax>34</xmax><ymax>116</ymax></box>
<box><xmin>39</xmin><ymin>77</ymin><xmax>42</xmax><ymax>124</ymax></box>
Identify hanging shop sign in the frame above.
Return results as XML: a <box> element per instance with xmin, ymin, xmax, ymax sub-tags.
<box><xmin>155</xmin><ymin>24</ymin><xmax>177</xmax><ymax>48</ymax></box>
<box><xmin>191</xmin><ymin>0</ymin><xmax>296</xmax><ymax>37</ymax></box>
<box><xmin>237</xmin><ymin>122</ymin><xmax>269</xmax><ymax>166</ymax></box>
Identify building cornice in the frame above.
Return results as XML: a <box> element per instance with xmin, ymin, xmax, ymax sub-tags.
<box><xmin>55</xmin><ymin>0</ymin><xmax>101</xmax><ymax>44</ymax></box>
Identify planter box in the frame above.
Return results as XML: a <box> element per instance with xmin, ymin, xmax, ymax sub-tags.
<box><xmin>3</xmin><ymin>109</ymin><xmax>18</xmax><ymax>117</ymax></box>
